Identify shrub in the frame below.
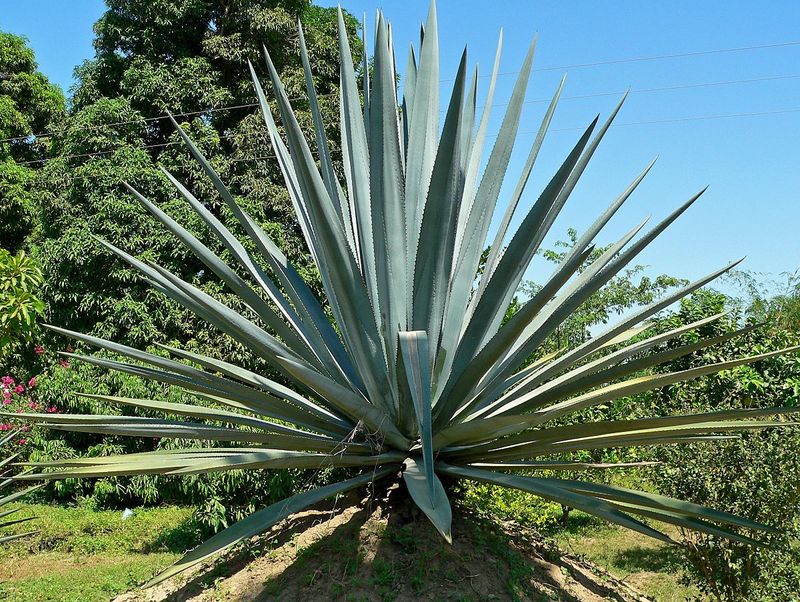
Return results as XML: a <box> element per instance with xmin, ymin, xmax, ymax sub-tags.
<box><xmin>650</xmin><ymin>289</ymin><xmax>800</xmax><ymax>601</ymax></box>
<box><xmin>0</xmin><ymin>249</ymin><xmax>45</xmax><ymax>362</ymax></box>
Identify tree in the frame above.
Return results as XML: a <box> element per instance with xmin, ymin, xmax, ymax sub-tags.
<box><xmin>0</xmin><ymin>249</ymin><xmax>44</xmax><ymax>358</ymax></box>
<box><xmin>21</xmin><ymin>0</ymin><xmax>364</xmax><ymax>528</ymax></box>
<box><xmin>34</xmin><ymin>0</ymin><xmax>362</xmax><ymax>350</ymax></box>
<box><xmin>0</xmin><ymin>32</ymin><xmax>64</xmax><ymax>253</ymax></box>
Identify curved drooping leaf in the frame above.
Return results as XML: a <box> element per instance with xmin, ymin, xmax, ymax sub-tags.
<box><xmin>398</xmin><ymin>331</ymin><xmax>435</xmax><ymax>493</ymax></box>
<box><xmin>0</xmin><ymin>431</ymin><xmax>41</xmax><ymax>545</ymax></box>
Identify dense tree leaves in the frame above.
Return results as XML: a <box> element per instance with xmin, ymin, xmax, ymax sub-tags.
<box><xmin>648</xmin><ymin>287</ymin><xmax>800</xmax><ymax>602</ymax></box>
<box><xmin>0</xmin><ymin>33</ymin><xmax>65</xmax><ymax>252</ymax></box>
<box><xmin>34</xmin><ymin>0</ymin><xmax>362</xmax><ymax>350</ymax></box>
<box><xmin>17</xmin><ymin>1</ymin><xmax>362</xmax><ymax>526</ymax></box>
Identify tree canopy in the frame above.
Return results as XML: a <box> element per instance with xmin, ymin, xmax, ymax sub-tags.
<box><xmin>0</xmin><ymin>32</ymin><xmax>65</xmax><ymax>252</ymax></box>
<box><xmin>33</xmin><ymin>0</ymin><xmax>362</xmax><ymax>350</ymax></box>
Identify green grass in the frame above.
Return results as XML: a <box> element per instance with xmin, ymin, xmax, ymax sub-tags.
<box><xmin>546</xmin><ymin>510</ymin><xmax>700</xmax><ymax>601</ymax></box>
<box><xmin>0</xmin><ymin>502</ymin><xmax>203</xmax><ymax>602</ymax></box>
<box><xmin>461</xmin><ymin>480</ymin><xmax>701</xmax><ymax>601</ymax></box>
<box><xmin>0</xmin><ymin>496</ymin><xmax>700</xmax><ymax>601</ymax></box>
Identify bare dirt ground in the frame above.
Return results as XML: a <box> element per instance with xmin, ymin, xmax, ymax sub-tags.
<box><xmin>114</xmin><ymin>488</ymin><xmax>652</xmax><ymax>602</ymax></box>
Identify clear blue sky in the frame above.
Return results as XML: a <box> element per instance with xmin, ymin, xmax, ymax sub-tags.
<box><xmin>3</xmin><ymin>0</ymin><xmax>800</xmax><ymax>292</ymax></box>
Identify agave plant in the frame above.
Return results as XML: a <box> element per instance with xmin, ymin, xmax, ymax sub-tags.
<box><xmin>9</xmin><ymin>1</ymin><xmax>798</xmax><ymax>587</ymax></box>
<box><xmin>0</xmin><ymin>430</ymin><xmax>40</xmax><ymax>544</ymax></box>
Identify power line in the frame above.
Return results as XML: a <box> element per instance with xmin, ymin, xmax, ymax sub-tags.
<box><xmin>3</xmin><ymin>37</ymin><xmax>800</xmax><ymax>146</ymax></box>
<box><xmin>7</xmin><ymin>69</ymin><xmax>800</xmax><ymax>151</ymax></box>
<box><xmin>0</xmin><ymin>102</ymin><xmax>266</xmax><ymax>145</ymax></box>
<box><xmin>447</xmin><ymin>39</ymin><xmax>800</xmax><ymax>81</ymax></box>
<box><xmin>17</xmin><ymin>140</ymin><xmax>181</xmax><ymax>166</ymax></box>
<box><xmin>485</xmin><ymin>73</ymin><xmax>800</xmax><ymax>110</ymax></box>
<box><xmin>548</xmin><ymin>107</ymin><xmax>800</xmax><ymax>133</ymax></box>
<box><xmin>24</xmin><ymin>105</ymin><xmax>800</xmax><ymax>177</ymax></box>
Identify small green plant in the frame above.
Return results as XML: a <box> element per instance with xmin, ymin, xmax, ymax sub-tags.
<box><xmin>0</xmin><ymin>249</ymin><xmax>44</xmax><ymax>357</ymax></box>
<box><xmin>10</xmin><ymin>1</ymin><xmax>800</xmax><ymax>588</ymax></box>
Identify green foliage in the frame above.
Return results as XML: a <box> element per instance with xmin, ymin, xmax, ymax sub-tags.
<box><xmin>648</xmin><ymin>287</ymin><xmax>800</xmax><ymax>601</ymax></box>
<box><xmin>0</xmin><ymin>249</ymin><xmax>45</xmax><ymax>357</ymax></box>
<box><xmin>34</xmin><ymin>0</ymin><xmax>361</xmax><ymax>351</ymax></box>
<box><xmin>0</xmin><ymin>32</ymin><xmax>65</xmax><ymax>252</ymax></box>
<box><xmin>19</xmin><ymin>2</ymin><xmax>798</xmax><ymax>590</ymax></box>
<box><xmin>14</xmin><ymin>354</ymin><xmax>340</xmax><ymax>532</ymax></box>
<box><xmin>25</xmin><ymin>1</ymin><xmax>362</xmax><ymax>518</ymax></box>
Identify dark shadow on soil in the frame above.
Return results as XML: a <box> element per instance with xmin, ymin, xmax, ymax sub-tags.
<box><xmin>156</xmin><ymin>481</ymin><xmax>649</xmax><ymax>601</ymax></box>
<box><xmin>613</xmin><ymin>544</ymin><xmax>686</xmax><ymax>573</ymax></box>
<box><xmin>159</xmin><ymin>501</ymin><xmax>362</xmax><ymax>602</ymax></box>
<box><xmin>139</xmin><ymin>515</ymin><xmax>210</xmax><ymax>555</ymax></box>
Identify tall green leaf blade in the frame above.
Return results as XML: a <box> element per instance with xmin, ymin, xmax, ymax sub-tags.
<box><xmin>433</xmin><ymin>346</ymin><xmax>800</xmax><ymax>449</ymax></box>
<box><xmin>297</xmin><ymin>20</ymin><xmax>350</xmax><ymax>242</ymax></box>
<box><xmin>261</xmin><ymin>46</ymin><xmax>393</xmax><ymax>412</ymax></box>
<box><xmin>558</xmin><ymin>157</ymin><xmax>657</xmax><ymax>269</ymax></box>
<box><xmin>59</xmin><ymin>352</ymin><xmax>345</xmax><ymax>436</ymax></box>
<box><xmin>436</xmin><ymin>119</ymin><xmax>597</xmax><ymax>420</ymax></box>
<box><xmin>17</xmin><ymin>448</ymin><xmax>397</xmax><ymax>479</ymax></box>
<box><xmin>398</xmin><ymin>331</ymin><xmax>434</xmax><ymax>495</ymax></box>
<box><xmin>460</xmin><ymin>408</ymin><xmax>799</xmax><ymax>458</ymax></box>
<box><xmin>153</xmin><ymin>343</ymin><xmax>349</xmax><ymax>424</ymax></box>
<box><xmin>469</xmin><ymin>191</ymin><xmax>711</xmax><ymax>414</ymax></box>
<box><xmin>370</xmin><ymin>13</ymin><xmax>408</xmax><ymax>369</ymax></box>
<box><xmin>448</xmin><ymin>243</ymin><xmax>595</xmax><ymax>421</ymax></box>
<box><xmin>247</xmin><ymin>69</ymin><xmax>368</xmax><ymax>387</ymax></box>
<box><xmin>514</xmin><ymin>260</ymin><xmax>745</xmax><ymax>398</ymax></box>
<box><xmin>411</xmin><ymin>49</ymin><xmax>468</xmax><ymax>368</ymax></box>
<box><xmin>504</xmin><ymin>313</ymin><xmax>728</xmax><ymax>410</ymax></box>
<box><xmin>452</xmin><ymin>31</ymin><xmax>502</xmax><ymax>256</ymax></box>
<box><xmin>362</xmin><ymin>12</ymin><xmax>370</xmax><ymax>131</ymax></box>
<box><xmin>404</xmin><ymin>1</ymin><xmax>440</xmax><ymax>293</ymax></box>
<box><xmin>454</xmin><ymin>37</ymin><xmax>539</xmax><ymax>335</ymax></box>
<box><xmin>337</xmin><ymin>8</ymin><xmax>377</xmax><ymax>320</ymax></box>
<box><xmin>123</xmin><ymin>183</ymin><xmax>319</xmax><ymax>369</ymax></box>
<box><xmin>72</xmin><ymin>393</ymin><xmax>338</xmax><ymax>442</ymax></box>
<box><xmin>401</xmin><ymin>44</ymin><xmax>417</xmax><ymax>161</ymax></box>
<box><xmin>480</xmin><ymin>75</ymin><xmax>566</xmax><ymax>287</ymax></box>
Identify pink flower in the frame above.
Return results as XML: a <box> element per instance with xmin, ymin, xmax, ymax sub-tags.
<box><xmin>2</xmin><ymin>399</ymin><xmax>10</xmax><ymax>406</ymax></box>
<box><xmin>18</xmin><ymin>439</ymin><xmax>26</xmax><ymax>445</ymax></box>
<box><xmin>0</xmin><ymin>423</ymin><xmax>11</xmax><ymax>431</ymax></box>
<box><xmin>27</xmin><ymin>401</ymin><xmax>39</xmax><ymax>411</ymax></box>
<box><xmin>58</xmin><ymin>359</ymin><xmax>69</xmax><ymax>369</ymax></box>
<box><xmin>21</xmin><ymin>425</ymin><xmax>30</xmax><ymax>432</ymax></box>
<box><xmin>46</xmin><ymin>406</ymin><xmax>58</xmax><ymax>413</ymax></box>
<box><xmin>1</xmin><ymin>376</ymin><xmax>14</xmax><ymax>386</ymax></box>
<box><xmin>28</xmin><ymin>377</ymin><xmax>36</xmax><ymax>388</ymax></box>
<box><xmin>13</xmin><ymin>385</ymin><xmax>24</xmax><ymax>394</ymax></box>
<box><xmin>34</xmin><ymin>344</ymin><xmax>44</xmax><ymax>355</ymax></box>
